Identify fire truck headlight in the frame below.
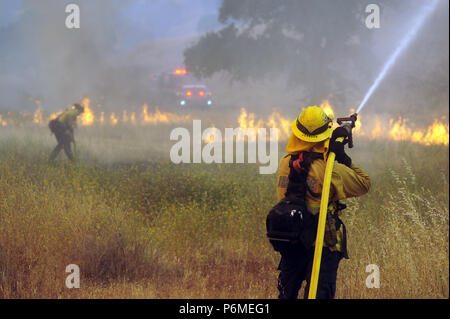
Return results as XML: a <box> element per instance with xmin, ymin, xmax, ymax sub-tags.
<box><xmin>180</xmin><ymin>100</ymin><xmax>186</xmax><ymax>105</ymax></box>
<box><xmin>207</xmin><ymin>100</ymin><xmax>212</xmax><ymax>105</ymax></box>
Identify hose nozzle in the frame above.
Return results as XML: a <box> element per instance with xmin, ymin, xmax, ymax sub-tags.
<box><xmin>336</xmin><ymin>113</ymin><xmax>358</xmax><ymax>148</ymax></box>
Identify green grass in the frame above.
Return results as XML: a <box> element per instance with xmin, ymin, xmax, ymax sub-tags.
<box><xmin>0</xmin><ymin>125</ymin><xmax>448</xmax><ymax>298</ymax></box>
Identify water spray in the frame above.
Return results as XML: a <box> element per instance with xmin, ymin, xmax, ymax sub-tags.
<box><xmin>329</xmin><ymin>0</ymin><xmax>441</xmax><ymax>150</ymax></box>
<box><xmin>356</xmin><ymin>0</ymin><xmax>441</xmax><ymax>114</ymax></box>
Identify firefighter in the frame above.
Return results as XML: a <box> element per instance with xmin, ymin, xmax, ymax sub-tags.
<box><xmin>49</xmin><ymin>103</ymin><xmax>84</xmax><ymax>162</ymax></box>
<box><xmin>276</xmin><ymin>106</ymin><xmax>371</xmax><ymax>299</ymax></box>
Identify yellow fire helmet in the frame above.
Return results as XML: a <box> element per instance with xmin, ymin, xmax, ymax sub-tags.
<box><xmin>291</xmin><ymin>106</ymin><xmax>334</xmax><ymax>142</ymax></box>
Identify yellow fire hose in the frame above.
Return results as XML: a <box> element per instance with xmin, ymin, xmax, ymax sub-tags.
<box><xmin>307</xmin><ymin>136</ymin><xmax>344</xmax><ymax>299</ymax></box>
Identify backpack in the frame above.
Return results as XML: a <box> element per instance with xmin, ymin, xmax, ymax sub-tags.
<box><xmin>48</xmin><ymin>118</ymin><xmax>65</xmax><ymax>135</ymax></box>
<box><xmin>266</xmin><ymin>152</ymin><xmax>323</xmax><ymax>252</ymax></box>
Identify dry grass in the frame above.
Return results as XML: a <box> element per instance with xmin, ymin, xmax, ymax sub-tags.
<box><xmin>0</xmin><ymin>125</ymin><xmax>448</xmax><ymax>299</ymax></box>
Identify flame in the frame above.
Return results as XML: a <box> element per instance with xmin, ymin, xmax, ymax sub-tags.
<box><xmin>203</xmin><ymin>125</ymin><xmax>217</xmax><ymax>143</ymax></box>
<box><xmin>30</xmin><ymin>99</ymin><xmax>44</xmax><ymax>125</ymax></box>
<box><xmin>421</xmin><ymin>119</ymin><xmax>449</xmax><ymax>146</ymax></box>
<box><xmin>80</xmin><ymin>98</ymin><xmax>94</xmax><ymax>126</ymax></box>
<box><xmin>371</xmin><ymin>116</ymin><xmax>381</xmax><ymax>139</ymax></box>
<box><xmin>236</xmin><ymin>103</ymin><xmax>336</xmax><ymax>141</ymax></box>
<box><xmin>33</xmin><ymin>107</ymin><xmax>44</xmax><ymax>125</ymax></box>
<box><xmin>237</xmin><ymin>108</ymin><xmax>291</xmax><ymax>140</ymax></box>
<box><xmin>354</xmin><ymin>118</ymin><xmax>363</xmax><ymax>135</ymax></box>
<box><xmin>47</xmin><ymin>100</ymin><xmax>190</xmax><ymax>126</ymax></box>
<box><xmin>320</xmin><ymin>100</ymin><xmax>334</xmax><ymax>119</ymax></box>
<box><xmin>237</xmin><ymin>108</ymin><xmax>248</xmax><ymax>130</ymax></box>
<box><xmin>355</xmin><ymin>115</ymin><xmax>449</xmax><ymax>146</ymax></box>
<box><xmin>110</xmin><ymin>112</ymin><xmax>119</xmax><ymax>126</ymax></box>
<box><xmin>389</xmin><ymin>117</ymin><xmax>412</xmax><ymax>141</ymax></box>
<box><xmin>0</xmin><ymin>115</ymin><xmax>7</xmax><ymax>126</ymax></box>
<box><xmin>1</xmin><ymin>96</ymin><xmax>448</xmax><ymax>147</ymax></box>
<box><xmin>266</xmin><ymin>110</ymin><xmax>291</xmax><ymax>140</ymax></box>
<box><xmin>141</xmin><ymin>104</ymin><xmax>189</xmax><ymax>124</ymax></box>
<box><xmin>49</xmin><ymin>114</ymin><xmax>57</xmax><ymax>120</ymax></box>
<box><xmin>234</xmin><ymin>102</ymin><xmax>448</xmax><ymax>146</ymax></box>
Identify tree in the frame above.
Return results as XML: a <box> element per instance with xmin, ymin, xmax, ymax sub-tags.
<box><xmin>184</xmin><ymin>0</ymin><xmax>383</xmax><ymax>106</ymax></box>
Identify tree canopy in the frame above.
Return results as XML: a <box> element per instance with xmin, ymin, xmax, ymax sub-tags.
<box><xmin>184</xmin><ymin>0</ymin><xmax>384</xmax><ymax>105</ymax></box>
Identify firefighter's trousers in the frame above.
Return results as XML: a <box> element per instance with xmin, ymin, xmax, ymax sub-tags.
<box><xmin>50</xmin><ymin>132</ymin><xmax>74</xmax><ymax>161</ymax></box>
<box><xmin>277</xmin><ymin>245</ymin><xmax>343</xmax><ymax>299</ymax></box>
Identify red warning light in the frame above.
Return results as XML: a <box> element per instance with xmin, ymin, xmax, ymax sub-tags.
<box><xmin>186</xmin><ymin>91</ymin><xmax>192</xmax><ymax>96</ymax></box>
<box><xmin>198</xmin><ymin>91</ymin><xmax>205</xmax><ymax>96</ymax></box>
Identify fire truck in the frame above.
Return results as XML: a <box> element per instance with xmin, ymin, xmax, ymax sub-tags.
<box><xmin>178</xmin><ymin>84</ymin><xmax>213</xmax><ymax>108</ymax></box>
<box><xmin>155</xmin><ymin>69</ymin><xmax>213</xmax><ymax>109</ymax></box>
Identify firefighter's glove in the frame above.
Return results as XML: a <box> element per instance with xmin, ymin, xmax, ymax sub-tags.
<box><xmin>330</xmin><ymin>127</ymin><xmax>352</xmax><ymax>167</ymax></box>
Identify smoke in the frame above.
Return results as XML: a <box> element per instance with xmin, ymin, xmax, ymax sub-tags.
<box><xmin>353</xmin><ymin>0</ymin><xmax>449</xmax><ymax>120</ymax></box>
<box><xmin>0</xmin><ymin>0</ymin><xmax>197</xmax><ymax>111</ymax></box>
<box><xmin>1</xmin><ymin>1</ymin><xmax>115</xmax><ymax>109</ymax></box>
<box><xmin>356</xmin><ymin>0</ymin><xmax>441</xmax><ymax>114</ymax></box>
<box><xmin>0</xmin><ymin>0</ymin><xmax>448</xmax><ymax>123</ymax></box>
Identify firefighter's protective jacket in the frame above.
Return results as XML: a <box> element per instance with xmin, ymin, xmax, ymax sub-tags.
<box><xmin>277</xmin><ymin>156</ymin><xmax>371</xmax><ymax>205</ymax></box>
<box><xmin>56</xmin><ymin>108</ymin><xmax>79</xmax><ymax>134</ymax></box>
<box><xmin>276</xmin><ymin>134</ymin><xmax>371</xmax><ymax>253</ymax></box>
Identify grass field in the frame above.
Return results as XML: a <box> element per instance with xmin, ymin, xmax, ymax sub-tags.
<box><xmin>0</xmin><ymin>123</ymin><xmax>448</xmax><ymax>298</ymax></box>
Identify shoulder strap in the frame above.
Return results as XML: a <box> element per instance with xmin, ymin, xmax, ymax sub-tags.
<box><xmin>284</xmin><ymin>152</ymin><xmax>323</xmax><ymax>201</ymax></box>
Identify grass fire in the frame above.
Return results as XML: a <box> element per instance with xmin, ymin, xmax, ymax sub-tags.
<box><xmin>1</xmin><ymin>99</ymin><xmax>448</xmax><ymax>146</ymax></box>
<box><xmin>0</xmin><ymin>100</ymin><xmax>448</xmax><ymax>298</ymax></box>
<box><xmin>0</xmin><ymin>0</ymin><xmax>448</xmax><ymax>301</ymax></box>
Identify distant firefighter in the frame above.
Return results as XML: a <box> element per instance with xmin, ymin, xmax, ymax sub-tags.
<box><xmin>48</xmin><ymin>103</ymin><xmax>84</xmax><ymax>162</ymax></box>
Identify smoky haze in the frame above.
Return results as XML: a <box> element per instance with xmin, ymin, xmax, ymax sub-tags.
<box><xmin>184</xmin><ymin>0</ymin><xmax>449</xmax><ymax>122</ymax></box>
<box><xmin>1</xmin><ymin>0</ymin><xmax>134</xmax><ymax>110</ymax></box>
<box><xmin>0</xmin><ymin>0</ymin><xmax>203</xmax><ymax>111</ymax></box>
<box><xmin>362</xmin><ymin>0</ymin><xmax>449</xmax><ymax>120</ymax></box>
<box><xmin>0</xmin><ymin>0</ymin><xmax>448</xmax><ymax>123</ymax></box>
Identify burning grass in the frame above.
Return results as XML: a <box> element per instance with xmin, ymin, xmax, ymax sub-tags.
<box><xmin>0</xmin><ymin>123</ymin><xmax>448</xmax><ymax>298</ymax></box>
<box><xmin>1</xmin><ymin>99</ymin><xmax>448</xmax><ymax>145</ymax></box>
